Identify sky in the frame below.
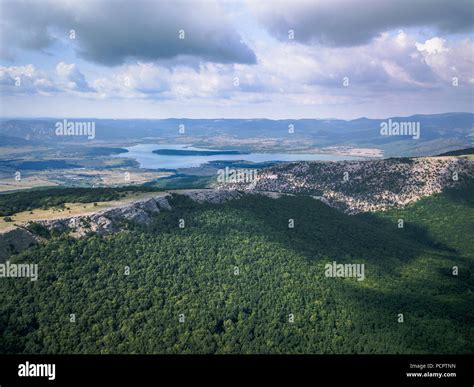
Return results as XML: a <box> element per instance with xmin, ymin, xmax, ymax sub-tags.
<box><xmin>0</xmin><ymin>0</ymin><xmax>473</xmax><ymax>119</ymax></box>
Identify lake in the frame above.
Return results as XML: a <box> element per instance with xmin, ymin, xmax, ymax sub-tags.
<box><xmin>118</xmin><ymin>144</ymin><xmax>359</xmax><ymax>169</ymax></box>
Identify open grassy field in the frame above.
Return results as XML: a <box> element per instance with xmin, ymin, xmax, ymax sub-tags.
<box><xmin>0</xmin><ymin>169</ymin><xmax>172</xmax><ymax>193</ymax></box>
<box><xmin>0</xmin><ymin>177</ymin><xmax>60</xmax><ymax>192</ymax></box>
<box><xmin>0</xmin><ymin>191</ymin><xmax>161</xmax><ymax>231</ymax></box>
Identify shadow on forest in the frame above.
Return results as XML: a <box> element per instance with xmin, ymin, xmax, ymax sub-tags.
<box><xmin>442</xmin><ymin>179</ymin><xmax>474</xmax><ymax>206</ymax></box>
<box><xmin>143</xmin><ymin>191</ymin><xmax>474</xmax><ymax>353</ymax></box>
<box><xmin>185</xmin><ymin>194</ymin><xmax>473</xmax><ymax>353</ymax></box>
<box><xmin>212</xmin><ymin>194</ymin><xmax>468</xmax><ymax>270</ymax></box>
<box><xmin>331</xmin><ymin>282</ymin><xmax>473</xmax><ymax>353</ymax></box>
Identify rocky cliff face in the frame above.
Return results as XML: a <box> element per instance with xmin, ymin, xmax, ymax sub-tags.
<box><xmin>175</xmin><ymin>189</ymin><xmax>242</xmax><ymax>204</ymax></box>
<box><xmin>218</xmin><ymin>157</ymin><xmax>474</xmax><ymax>214</ymax></box>
<box><xmin>0</xmin><ymin>190</ymin><xmax>243</xmax><ymax>260</ymax></box>
<box><xmin>29</xmin><ymin>190</ymin><xmax>244</xmax><ymax>237</ymax></box>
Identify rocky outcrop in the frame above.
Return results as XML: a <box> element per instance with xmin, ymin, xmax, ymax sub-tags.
<box><xmin>0</xmin><ymin>190</ymin><xmax>246</xmax><ymax>259</ymax></box>
<box><xmin>218</xmin><ymin>157</ymin><xmax>474</xmax><ymax>214</ymax></box>
<box><xmin>8</xmin><ymin>190</ymin><xmax>245</xmax><ymax>240</ymax></box>
<box><xmin>178</xmin><ymin>189</ymin><xmax>242</xmax><ymax>204</ymax></box>
<box><xmin>33</xmin><ymin>193</ymin><xmax>174</xmax><ymax>237</ymax></box>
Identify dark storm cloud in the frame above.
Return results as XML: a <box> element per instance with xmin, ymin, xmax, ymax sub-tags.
<box><xmin>0</xmin><ymin>0</ymin><xmax>256</xmax><ymax>65</ymax></box>
<box><xmin>252</xmin><ymin>0</ymin><xmax>474</xmax><ymax>46</ymax></box>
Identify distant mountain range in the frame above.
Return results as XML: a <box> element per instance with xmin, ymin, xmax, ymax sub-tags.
<box><xmin>0</xmin><ymin>112</ymin><xmax>472</xmax><ymax>157</ymax></box>
<box><xmin>436</xmin><ymin>147</ymin><xmax>474</xmax><ymax>156</ymax></box>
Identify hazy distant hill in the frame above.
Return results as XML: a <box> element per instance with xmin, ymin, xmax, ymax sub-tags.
<box><xmin>0</xmin><ymin>112</ymin><xmax>472</xmax><ymax>157</ymax></box>
<box><xmin>436</xmin><ymin>147</ymin><xmax>474</xmax><ymax>156</ymax></box>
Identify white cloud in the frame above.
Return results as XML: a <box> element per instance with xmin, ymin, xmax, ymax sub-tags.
<box><xmin>46</xmin><ymin>31</ymin><xmax>474</xmax><ymax>104</ymax></box>
<box><xmin>0</xmin><ymin>63</ymin><xmax>93</xmax><ymax>95</ymax></box>
<box><xmin>0</xmin><ymin>65</ymin><xmax>56</xmax><ymax>95</ymax></box>
<box><xmin>1</xmin><ymin>33</ymin><xmax>472</xmax><ymax>117</ymax></box>
<box><xmin>56</xmin><ymin>62</ymin><xmax>94</xmax><ymax>92</ymax></box>
<box><xmin>416</xmin><ymin>37</ymin><xmax>449</xmax><ymax>54</ymax></box>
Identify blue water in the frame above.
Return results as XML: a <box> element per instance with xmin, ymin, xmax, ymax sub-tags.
<box><xmin>118</xmin><ymin>144</ymin><xmax>359</xmax><ymax>169</ymax></box>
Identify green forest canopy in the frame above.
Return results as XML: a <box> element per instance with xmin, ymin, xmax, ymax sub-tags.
<box><xmin>0</xmin><ymin>184</ymin><xmax>473</xmax><ymax>354</ymax></box>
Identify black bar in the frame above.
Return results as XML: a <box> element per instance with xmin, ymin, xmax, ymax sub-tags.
<box><xmin>0</xmin><ymin>354</ymin><xmax>472</xmax><ymax>386</ymax></box>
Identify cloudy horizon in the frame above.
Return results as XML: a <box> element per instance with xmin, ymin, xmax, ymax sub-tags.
<box><xmin>1</xmin><ymin>0</ymin><xmax>473</xmax><ymax>119</ymax></box>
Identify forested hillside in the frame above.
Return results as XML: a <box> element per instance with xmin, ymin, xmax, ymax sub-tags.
<box><xmin>0</xmin><ymin>186</ymin><xmax>472</xmax><ymax>354</ymax></box>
